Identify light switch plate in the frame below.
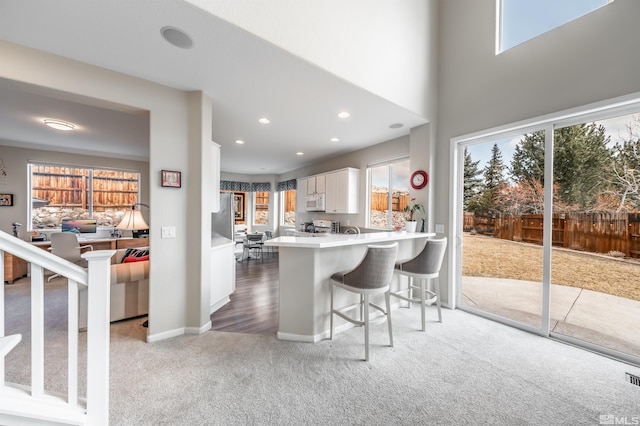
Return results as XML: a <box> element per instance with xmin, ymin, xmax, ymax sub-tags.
<box><xmin>435</xmin><ymin>224</ymin><xmax>445</xmax><ymax>234</ymax></box>
<box><xmin>161</xmin><ymin>226</ymin><xmax>176</xmax><ymax>239</ymax></box>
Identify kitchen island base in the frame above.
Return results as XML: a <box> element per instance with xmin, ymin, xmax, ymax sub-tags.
<box><xmin>266</xmin><ymin>232</ymin><xmax>434</xmax><ymax>342</ymax></box>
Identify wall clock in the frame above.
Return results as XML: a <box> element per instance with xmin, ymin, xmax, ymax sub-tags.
<box><xmin>410</xmin><ymin>170</ymin><xmax>428</xmax><ymax>190</ymax></box>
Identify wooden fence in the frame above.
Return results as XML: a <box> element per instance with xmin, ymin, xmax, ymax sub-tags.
<box><xmin>465</xmin><ymin>212</ymin><xmax>640</xmax><ymax>258</ymax></box>
<box><xmin>371</xmin><ymin>193</ymin><xmax>409</xmax><ymax>212</ymax></box>
<box><xmin>31</xmin><ymin>165</ymin><xmax>139</xmax><ymax>209</ymax></box>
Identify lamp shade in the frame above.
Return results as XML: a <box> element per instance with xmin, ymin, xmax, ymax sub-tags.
<box><xmin>116</xmin><ymin>209</ymin><xmax>149</xmax><ymax>231</ymax></box>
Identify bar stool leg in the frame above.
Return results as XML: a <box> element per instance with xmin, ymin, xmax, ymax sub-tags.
<box><xmin>385</xmin><ymin>291</ymin><xmax>393</xmax><ymax>347</ymax></box>
<box><xmin>434</xmin><ymin>277</ymin><xmax>442</xmax><ymax>322</ymax></box>
<box><xmin>364</xmin><ymin>294</ymin><xmax>370</xmax><ymax>362</ymax></box>
<box><xmin>420</xmin><ymin>278</ymin><xmax>427</xmax><ymax>332</ymax></box>
<box><xmin>330</xmin><ymin>283</ymin><xmax>335</xmax><ymax>340</ymax></box>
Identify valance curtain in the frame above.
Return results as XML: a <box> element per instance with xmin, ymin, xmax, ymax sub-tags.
<box><xmin>220</xmin><ymin>180</ymin><xmax>251</xmax><ymax>192</ymax></box>
<box><xmin>251</xmin><ymin>182</ymin><xmax>271</xmax><ymax>192</ymax></box>
<box><xmin>220</xmin><ymin>181</ymin><xmax>271</xmax><ymax>192</ymax></box>
<box><xmin>277</xmin><ymin>179</ymin><xmax>297</xmax><ymax>191</ymax></box>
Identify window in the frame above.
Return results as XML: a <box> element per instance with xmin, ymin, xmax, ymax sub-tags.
<box><xmin>455</xmin><ymin>94</ymin><xmax>640</xmax><ymax>364</ymax></box>
<box><xmin>254</xmin><ymin>191</ymin><xmax>269</xmax><ymax>225</ymax></box>
<box><xmin>367</xmin><ymin>157</ymin><xmax>410</xmax><ymax>229</ymax></box>
<box><xmin>497</xmin><ymin>0</ymin><xmax>610</xmax><ymax>53</ymax></box>
<box><xmin>29</xmin><ymin>163</ymin><xmax>140</xmax><ymax>230</ymax></box>
<box><xmin>281</xmin><ymin>189</ymin><xmax>296</xmax><ymax>226</ymax></box>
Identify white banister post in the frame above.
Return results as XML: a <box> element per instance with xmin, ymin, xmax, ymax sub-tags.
<box><xmin>83</xmin><ymin>250</ymin><xmax>115</xmax><ymax>426</ymax></box>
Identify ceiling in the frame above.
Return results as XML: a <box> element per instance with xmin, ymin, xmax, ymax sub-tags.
<box><xmin>0</xmin><ymin>0</ymin><xmax>427</xmax><ymax>175</ymax></box>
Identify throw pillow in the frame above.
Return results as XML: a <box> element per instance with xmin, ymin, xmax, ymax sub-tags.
<box><xmin>121</xmin><ymin>248</ymin><xmax>150</xmax><ymax>263</ymax></box>
<box><xmin>123</xmin><ymin>254</ymin><xmax>150</xmax><ymax>263</ymax></box>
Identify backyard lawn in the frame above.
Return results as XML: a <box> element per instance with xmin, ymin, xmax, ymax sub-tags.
<box><xmin>463</xmin><ymin>233</ymin><xmax>640</xmax><ymax>301</ymax></box>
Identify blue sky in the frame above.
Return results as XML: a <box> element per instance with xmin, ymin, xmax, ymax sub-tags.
<box><xmin>501</xmin><ymin>0</ymin><xmax>609</xmax><ymax>51</ymax></box>
<box><xmin>465</xmin><ymin>113</ymin><xmax>638</xmax><ymax>178</ymax></box>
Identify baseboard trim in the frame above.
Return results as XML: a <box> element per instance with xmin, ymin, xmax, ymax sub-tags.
<box><xmin>186</xmin><ymin>321</ymin><xmax>211</xmax><ymax>335</ymax></box>
<box><xmin>146</xmin><ymin>327</ymin><xmax>185</xmax><ymax>343</ymax></box>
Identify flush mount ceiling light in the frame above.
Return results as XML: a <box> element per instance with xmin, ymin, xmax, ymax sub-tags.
<box><xmin>44</xmin><ymin>119</ymin><xmax>75</xmax><ymax>131</ymax></box>
<box><xmin>235</xmin><ymin>140</ymin><xmax>245</xmax><ymax>145</ymax></box>
<box><xmin>296</xmin><ymin>152</ymin><xmax>304</xmax><ymax>156</ymax></box>
<box><xmin>258</xmin><ymin>117</ymin><xmax>270</xmax><ymax>124</ymax></box>
<box><xmin>330</xmin><ymin>138</ymin><xmax>340</xmax><ymax>142</ymax></box>
<box><xmin>160</xmin><ymin>26</ymin><xmax>193</xmax><ymax>49</ymax></box>
<box><xmin>389</xmin><ymin>123</ymin><xmax>404</xmax><ymax>129</ymax></box>
<box><xmin>337</xmin><ymin>111</ymin><xmax>350</xmax><ymax>119</ymax></box>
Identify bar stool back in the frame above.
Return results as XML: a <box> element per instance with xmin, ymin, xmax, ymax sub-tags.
<box><xmin>391</xmin><ymin>237</ymin><xmax>447</xmax><ymax>331</ymax></box>
<box><xmin>329</xmin><ymin>242</ymin><xmax>398</xmax><ymax>361</ymax></box>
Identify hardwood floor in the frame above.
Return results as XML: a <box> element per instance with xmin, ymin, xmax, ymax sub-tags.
<box><xmin>210</xmin><ymin>251</ymin><xmax>279</xmax><ymax>335</ymax></box>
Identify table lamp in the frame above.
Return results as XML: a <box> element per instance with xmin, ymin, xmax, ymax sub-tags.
<box><xmin>116</xmin><ymin>203</ymin><xmax>149</xmax><ymax>238</ymax></box>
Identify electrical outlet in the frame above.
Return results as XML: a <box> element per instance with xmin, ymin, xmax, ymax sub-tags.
<box><xmin>161</xmin><ymin>226</ymin><xmax>176</xmax><ymax>239</ymax></box>
<box><xmin>435</xmin><ymin>224</ymin><xmax>445</xmax><ymax>234</ymax></box>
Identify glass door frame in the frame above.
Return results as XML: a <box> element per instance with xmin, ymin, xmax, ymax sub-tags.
<box><xmin>450</xmin><ymin>92</ymin><xmax>640</xmax><ymax>365</ymax></box>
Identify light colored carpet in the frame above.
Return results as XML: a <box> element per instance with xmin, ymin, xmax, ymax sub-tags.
<box><xmin>4</xmin><ymin>278</ymin><xmax>640</xmax><ymax>425</ymax></box>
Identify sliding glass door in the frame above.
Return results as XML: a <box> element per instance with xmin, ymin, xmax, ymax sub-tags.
<box><xmin>455</xmin><ymin>100</ymin><xmax>640</xmax><ymax>364</ymax></box>
<box><xmin>460</xmin><ymin>129</ymin><xmax>548</xmax><ymax>330</ymax></box>
<box><xmin>549</xmin><ymin>114</ymin><xmax>640</xmax><ymax>359</ymax></box>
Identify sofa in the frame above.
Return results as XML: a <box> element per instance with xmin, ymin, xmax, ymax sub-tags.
<box><xmin>79</xmin><ymin>247</ymin><xmax>149</xmax><ymax>329</ymax></box>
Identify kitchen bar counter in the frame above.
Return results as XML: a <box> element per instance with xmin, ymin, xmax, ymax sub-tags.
<box><xmin>265</xmin><ymin>231</ymin><xmax>435</xmax><ymax>342</ymax></box>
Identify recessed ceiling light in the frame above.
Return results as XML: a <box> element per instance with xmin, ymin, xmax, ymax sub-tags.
<box><xmin>235</xmin><ymin>140</ymin><xmax>245</xmax><ymax>145</ymax></box>
<box><xmin>44</xmin><ymin>119</ymin><xmax>75</xmax><ymax>131</ymax></box>
<box><xmin>296</xmin><ymin>152</ymin><xmax>304</xmax><ymax>156</ymax></box>
<box><xmin>337</xmin><ymin>111</ymin><xmax>350</xmax><ymax>119</ymax></box>
<box><xmin>258</xmin><ymin>117</ymin><xmax>270</xmax><ymax>124</ymax></box>
<box><xmin>160</xmin><ymin>26</ymin><xmax>193</xmax><ymax>49</ymax></box>
<box><xmin>389</xmin><ymin>123</ymin><xmax>404</xmax><ymax>129</ymax></box>
<box><xmin>330</xmin><ymin>138</ymin><xmax>340</xmax><ymax>142</ymax></box>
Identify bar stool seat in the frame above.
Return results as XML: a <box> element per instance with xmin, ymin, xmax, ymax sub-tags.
<box><xmin>390</xmin><ymin>237</ymin><xmax>447</xmax><ymax>331</ymax></box>
<box><xmin>329</xmin><ymin>242</ymin><xmax>398</xmax><ymax>361</ymax></box>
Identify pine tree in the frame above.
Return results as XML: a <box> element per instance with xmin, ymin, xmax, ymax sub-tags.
<box><xmin>478</xmin><ymin>143</ymin><xmax>506</xmax><ymax>213</ymax></box>
<box><xmin>463</xmin><ymin>148</ymin><xmax>483</xmax><ymax>212</ymax></box>
<box><xmin>553</xmin><ymin>123</ymin><xmax>612</xmax><ymax>209</ymax></box>
<box><xmin>510</xmin><ymin>130</ymin><xmax>545</xmax><ymax>185</ymax></box>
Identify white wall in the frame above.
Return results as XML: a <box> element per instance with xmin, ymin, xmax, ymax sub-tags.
<box><xmin>0</xmin><ymin>41</ymin><xmax>211</xmax><ymax>340</ymax></box>
<box><xmin>188</xmin><ymin>0</ymin><xmax>438</xmax><ymax>120</ymax></box>
<box><xmin>436</xmin><ymin>0</ymin><xmax>640</xmax><ymax>306</ymax></box>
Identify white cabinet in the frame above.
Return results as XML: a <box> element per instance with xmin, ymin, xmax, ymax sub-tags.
<box><xmin>325</xmin><ymin>168</ymin><xmax>359</xmax><ymax>214</ymax></box>
<box><xmin>307</xmin><ymin>174</ymin><xmax>326</xmax><ymax>195</ymax></box>
<box><xmin>210</xmin><ymin>242</ymin><xmax>236</xmax><ymax>314</ymax></box>
<box><xmin>296</xmin><ymin>178</ymin><xmax>308</xmax><ymax>212</ymax></box>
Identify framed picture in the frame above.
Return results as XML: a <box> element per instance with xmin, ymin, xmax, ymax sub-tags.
<box><xmin>233</xmin><ymin>192</ymin><xmax>245</xmax><ymax>221</ymax></box>
<box><xmin>161</xmin><ymin>170</ymin><xmax>181</xmax><ymax>188</ymax></box>
<box><xmin>0</xmin><ymin>193</ymin><xmax>13</xmax><ymax>206</ymax></box>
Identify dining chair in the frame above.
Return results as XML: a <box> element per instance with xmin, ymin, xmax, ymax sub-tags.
<box><xmin>242</xmin><ymin>233</ymin><xmax>264</xmax><ymax>262</ymax></box>
<box><xmin>262</xmin><ymin>230</ymin><xmax>274</xmax><ymax>255</ymax></box>
<box><xmin>390</xmin><ymin>237</ymin><xmax>447</xmax><ymax>331</ymax></box>
<box><xmin>329</xmin><ymin>242</ymin><xmax>398</xmax><ymax>361</ymax></box>
<box><xmin>47</xmin><ymin>232</ymin><xmax>94</xmax><ymax>281</ymax></box>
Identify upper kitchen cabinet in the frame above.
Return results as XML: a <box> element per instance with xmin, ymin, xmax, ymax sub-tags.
<box><xmin>325</xmin><ymin>168</ymin><xmax>359</xmax><ymax>214</ymax></box>
<box><xmin>307</xmin><ymin>174</ymin><xmax>326</xmax><ymax>195</ymax></box>
<box><xmin>296</xmin><ymin>178</ymin><xmax>308</xmax><ymax>212</ymax></box>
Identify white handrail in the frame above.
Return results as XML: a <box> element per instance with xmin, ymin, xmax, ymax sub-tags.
<box><xmin>0</xmin><ymin>230</ymin><xmax>114</xmax><ymax>425</ymax></box>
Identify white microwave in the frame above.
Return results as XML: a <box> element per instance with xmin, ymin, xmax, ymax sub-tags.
<box><xmin>306</xmin><ymin>193</ymin><xmax>325</xmax><ymax>211</ymax></box>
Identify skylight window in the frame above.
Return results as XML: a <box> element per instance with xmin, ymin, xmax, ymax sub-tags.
<box><xmin>497</xmin><ymin>0</ymin><xmax>611</xmax><ymax>53</ymax></box>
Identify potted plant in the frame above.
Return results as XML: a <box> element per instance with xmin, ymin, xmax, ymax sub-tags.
<box><xmin>403</xmin><ymin>198</ymin><xmax>424</xmax><ymax>232</ymax></box>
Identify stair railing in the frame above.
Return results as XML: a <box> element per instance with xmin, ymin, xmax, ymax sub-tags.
<box><xmin>0</xmin><ymin>230</ymin><xmax>113</xmax><ymax>425</ymax></box>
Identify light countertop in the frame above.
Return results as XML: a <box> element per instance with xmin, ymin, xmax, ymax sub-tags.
<box><xmin>264</xmin><ymin>231</ymin><xmax>435</xmax><ymax>249</ymax></box>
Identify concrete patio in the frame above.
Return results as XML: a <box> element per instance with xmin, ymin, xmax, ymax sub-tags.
<box><xmin>462</xmin><ymin>276</ymin><xmax>640</xmax><ymax>358</ymax></box>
